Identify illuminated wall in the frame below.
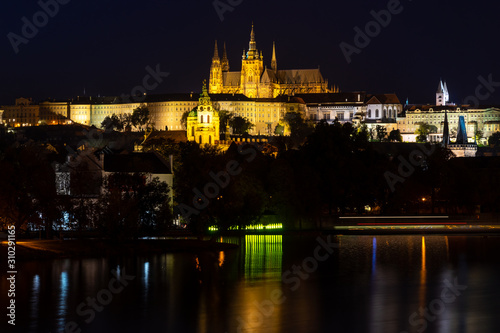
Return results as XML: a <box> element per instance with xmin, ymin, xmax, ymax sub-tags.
<box><xmin>397</xmin><ymin>106</ymin><xmax>500</xmax><ymax>143</ymax></box>
<box><xmin>2</xmin><ymin>98</ymin><xmax>39</xmax><ymax>127</ymax></box>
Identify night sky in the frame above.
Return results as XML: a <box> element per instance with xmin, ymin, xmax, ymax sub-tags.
<box><xmin>1</xmin><ymin>0</ymin><xmax>499</xmax><ymax>105</ymax></box>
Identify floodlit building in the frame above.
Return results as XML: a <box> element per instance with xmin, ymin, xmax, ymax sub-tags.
<box><xmin>397</xmin><ymin>81</ymin><xmax>500</xmax><ymax>144</ymax></box>
<box><xmin>209</xmin><ymin>24</ymin><xmax>335</xmax><ymax>98</ymax></box>
<box><xmin>1</xmin><ymin>98</ymin><xmax>39</xmax><ymax>127</ymax></box>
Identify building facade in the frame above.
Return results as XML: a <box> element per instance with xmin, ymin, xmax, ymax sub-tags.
<box><xmin>209</xmin><ymin>25</ymin><xmax>335</xmax><ymax>98</ymax></box>
<box><xmin>398</xmin><ymin>82</ymin><xmax>500</xmax><ymax>144</ymax></box>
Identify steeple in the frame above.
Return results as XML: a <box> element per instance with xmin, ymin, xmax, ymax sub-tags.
<box><xmin>249</xmin><ymin>23</ymin><xmax>256</xmax><ymax>51</ymax></box>
<box><xmin>209</xmin><ymin>41</ymin><xmax>222</xmax><ymax>94</ymax></box>
<box><xmin>221</xmin><ymin>42</ymin><xmax>229</xmax><ymax>72</ymax></box>
<box><xmin>437</xmin><ymin>79</ymin><xmax>444</xmax><ymax>93</ymax></box>
<box><xmin>213</xmin><ymin>40</ymin><xmax>220</xmax><ymax>60</ymax></box>
<box><xmin>245</xmin><ymin>23</ymin><xmax>259</xmax><ymax>60</ymax></box>
<box><xmin>436</xmin><ymin>79</ymin><xmax>447</xmax><ymax>106</ymax></box>
<box><xmin>271</xmin><ymin>41</ymin><xmax>277</xmax><ymax>72</ymax></box>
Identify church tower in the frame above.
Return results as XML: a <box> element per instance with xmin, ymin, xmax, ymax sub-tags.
<box><xmin>209</xmin><ymin>41</ymin><xmax>223</xmax><ymax>94</ymax></box>
<box><xmin>221</xmin><ymin>42</ymin><xmax>230</xmax><ymax>72</ymax></box>
<box><xmin>436</xmin><ymin>79</ymin><xmax>449</xmax><ymax>106</ymax></box>
<box><xmin>187</xmin><ymin>81</ymin><xmax>220</xmax><ymax>145</ymax></box>
<box><xmin>271</xmin><ymin>42</ymin><xmax>277</xmax><ymax>72</ymax></box>
<box><xmin>240</xmin><ymin>23</ymin><xmax>264</xmax><ymax>98</ymax></box>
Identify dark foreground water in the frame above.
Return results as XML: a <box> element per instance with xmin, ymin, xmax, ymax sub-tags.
<box><xmin>2</xmin><ymin>235</ymin><xmax>500</xmax><ymax>333</ymax></box>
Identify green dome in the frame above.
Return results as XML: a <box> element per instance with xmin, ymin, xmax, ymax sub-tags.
<box><xmin>188</xmin><ymin>108</ymin><xmax>197</xmax><ymax>117</ymax></box>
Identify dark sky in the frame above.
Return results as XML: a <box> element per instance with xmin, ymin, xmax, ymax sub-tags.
<box><xmin>1</xmin><ymin>0</ymin><xmax>499</xmax><ymax>105</ymax></box>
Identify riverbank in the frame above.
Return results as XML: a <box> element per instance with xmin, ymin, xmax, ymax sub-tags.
<box><xmin>2</xmin><ymin>239</ymin><xmax>238</xmax><ymax>261</ymax></box>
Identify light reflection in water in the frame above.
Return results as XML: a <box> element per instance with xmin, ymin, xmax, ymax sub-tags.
<box><xmin>372</xmin><ymin>237</ymin><xmax>377</xmax><ymax>275</ymax></box>
<box><xmin>419</xmin><ymin>237</ymin><xmax>427</xmax><ymax>310</ymax></box>
<box><xmin>57</xmin><ymin>272</ymin><xmax>68</xmax><ymax>333</ymax></box>
<box><xmin>244</xmin><ymin>235</ymin><xmax>282</xmax><ymax>281</ymax></box>
<box><xmin>218</xmin><ymin>251</ymin><xmax>225</xmax><ymax>267</ymax></box>
<box><xmin>29</xmin><ymin>274</ymin><xmax>40</xmax><ymax>331</ymax></box>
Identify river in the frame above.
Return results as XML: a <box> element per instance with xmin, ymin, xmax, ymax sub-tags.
<box><xmin>2</xmin><ymin>234</ymin><xmax>500</xmax><ymax>333</ymax></box>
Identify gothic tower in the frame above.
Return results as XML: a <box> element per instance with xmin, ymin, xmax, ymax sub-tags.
<box><xmin>271</xmin><ymin>42</ymin><xmax>277</xmax><ymax>72</ymax></box>
<box><xmin>240</xmin><ymin>23</ymin><xmax>264</xmax><ymax>98</ymax></box>
<box><xmin>221</xmin><ymin>42</ymin><xmax>230</xmax><ymax>72</ymax></box>
<box><xmin>209</xmin><ymin>41</ymin><xmax>223</xmax><ymax>94</ymax></box>
<box><xmin>436</xmin><ymin>79</ymin><xmax>449</xmax><ymax>106</ymax></box>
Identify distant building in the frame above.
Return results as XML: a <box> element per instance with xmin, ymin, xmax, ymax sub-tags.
<box><xmin>2</xmin><ymin>98</ymin><xmax>39</xmax><ymax>127</ymax></box>
<box><xmin>297</xmin><ymin>92</ymin><xmax>401</xmax><ymax>134</ymax></box>
<box><xmin>442</xmin><ymin>113</ymin><xmax>477</xmax><ymax>157</ymax></box>
<box><xmin>436</xmin><ymin>79</ymin><xmax>450</xmax><ymax>106</ymax></box>
<box><xmin>209</xmin><ymin>24</ymin><xmax>335</xmax><ymax>98</ymax></box>
<box><xmin>397</xmin><ymin>81</ymin><xmax>500</xmax><ymax>143</ymax></box>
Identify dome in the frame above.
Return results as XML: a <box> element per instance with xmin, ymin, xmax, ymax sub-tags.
<box><xmin>188</xmin><ymin>108</ymin><xmax>197</xmax><ymax>117</ymax></box>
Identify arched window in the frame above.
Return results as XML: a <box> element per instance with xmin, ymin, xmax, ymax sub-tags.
<box><xmin>209</xmin><ymin>136</ymin><xmax>212</xmax><ymax>144</ymax></box>
<box><xmin>191</xmin><ymin>127</ymin><xmax>194</xmax><ymax>137</ymax></box>
<box><xmin>375</xmin><ymin>109</ymin><xmax>379</xmax><ymax>118</ymax></box>
<box><xmin>368</xmin><ymin>109</ymin><xmax>372</xmax><ymax>118</ymax></box>
<box><xmin>199</xmin><ymin>135</ymin><xmax>202</xmax><ymax>144</ymax></box>
<box><xmin>207</xmin><ymin>115</ymin><xmax>210</xmax><ymax>123</ymax></box>
<box><xmin>200</xmin><ymin>115</ymin><xmax>204</xmax><ymax>123</ymax></box>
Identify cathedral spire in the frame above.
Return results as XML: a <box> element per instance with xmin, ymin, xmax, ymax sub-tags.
<box><xmin>222</xmin><ymin>42</ymin><xmax>229</xmax><ymax>72</ymax></box>
<box><xmin>249</xmin><ymin>22</ymin><xmax>256</xmax><ymax>51</ymax></box>
<box><xmin>213</xmin><ymin>40</ymin><xmax>219</xmax><ymax>60</ymax></box>
<box><xmin>271</xmin><ymin>41</ymin><xmax>277</xmax><ymax>72</ymax></box>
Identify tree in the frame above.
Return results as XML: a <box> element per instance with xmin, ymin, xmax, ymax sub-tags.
<box><xmin>375</xmin><ymin>125</ymin><xmax>387</xmax><ymax>142</ymax></box>
<box><xmin>415</xmin><ymin>122</ymin><xmax>437</xmax><ymax>143</ymax></box>
<box><xmin>282</xmin><ymin>112</ymin><xmax>313</xmax><ymax>147</ymax></box>
<box><xmin>131</xmin><ymin>105</ymin><xmax>152</xmax><ymax>131</ymax></box>
<box><xmin>488</xmin><ymin>132</ymin><xmax>500</xmax><ymax>146</ymax></box>
<box><xmin>274</xmin><ymin>123</ymin><xmax>284</xmax><ymax>136</ymax></box>
<box><xmin>388</xmin><ymin>129</ymin><xmax>403</xmax><ymax>142</ymax></box>
<box><xmin>180</xmin><ymin>109</ymin><xmax>193</xmax><ymax>130</ymax></box>
<box><xmin>228</xmin><ymin>116</ymin><xmax>253</xmax><ymax>135</ymax></box>
<box><xmin>475</xmin><ymin>128</ymin><xmax>484</xmax><ymax>143</ymax></box>
<box><xmin>218</xmin><ymin>110</ymin><xmax>233</xmax><ymax>140</ymax></box>
<box><xmin>101</xmin><ymin>114</ymin><xmax>124</xmax><ymax>131</ymax></box>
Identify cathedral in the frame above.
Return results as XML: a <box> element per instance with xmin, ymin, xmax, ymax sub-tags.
<box><xmin>209</xmin><ymin>24</ymin><xmax>336</xmax><ymax>98</ymax></box>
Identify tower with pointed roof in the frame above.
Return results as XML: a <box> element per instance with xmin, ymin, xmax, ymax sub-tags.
<box><xmin>221</xmin><ymin>42</ymin><xmax>230</xmax><ymax>72</ymax></box>
<box><xmin>209</xmin><ymin>41</ymin><xmax>223</xmax><ymax>94</ymax></box>
<box><xmin>240</xmin><ymin>23</ymin><xmax>264</xmax><ymax>98</ymax></box>
<box><xmin>271</xmin><ymin>42</ymin><xmax>277</xmax><ymax>72</ymax></box>
<box><xmin>436</xmin><ymin>79</ymin><xmax>449</xmax><ymax>106</ymax></box>
<box><xmin>187</xmin><ymin>81</ymin><xmax>220</xmax><ymax>145</ymax></box>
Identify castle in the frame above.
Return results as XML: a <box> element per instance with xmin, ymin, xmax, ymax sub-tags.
<box><xmin>209</xmin><ymin>24</ymin><xmax>336</xmax><ymax>98</ymax></box>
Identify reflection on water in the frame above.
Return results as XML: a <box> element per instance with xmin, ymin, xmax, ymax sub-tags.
<box><xmin>244</xmin><ymin>235</ymin><xmax>282</xmax><ymax>281</ymax></box>
<box><xmin>3</xmin><ymin>235</ymin><xmax>500</xmax><ymax>333</ymax></box>
<box><xmin>57</xmin><ymin>271</ymin><xmax>68</xmax><ymax>333</ymax></box>
<box><xmin>29</xmin><ymin>275</ymin><xmax>40</xmax><ymax>331</ymax></box>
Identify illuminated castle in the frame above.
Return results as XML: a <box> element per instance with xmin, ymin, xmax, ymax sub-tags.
<box><xmin>209</xmin><ymin>24</ymin><xmax>336</xmax><ymax>98</ymax></box>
